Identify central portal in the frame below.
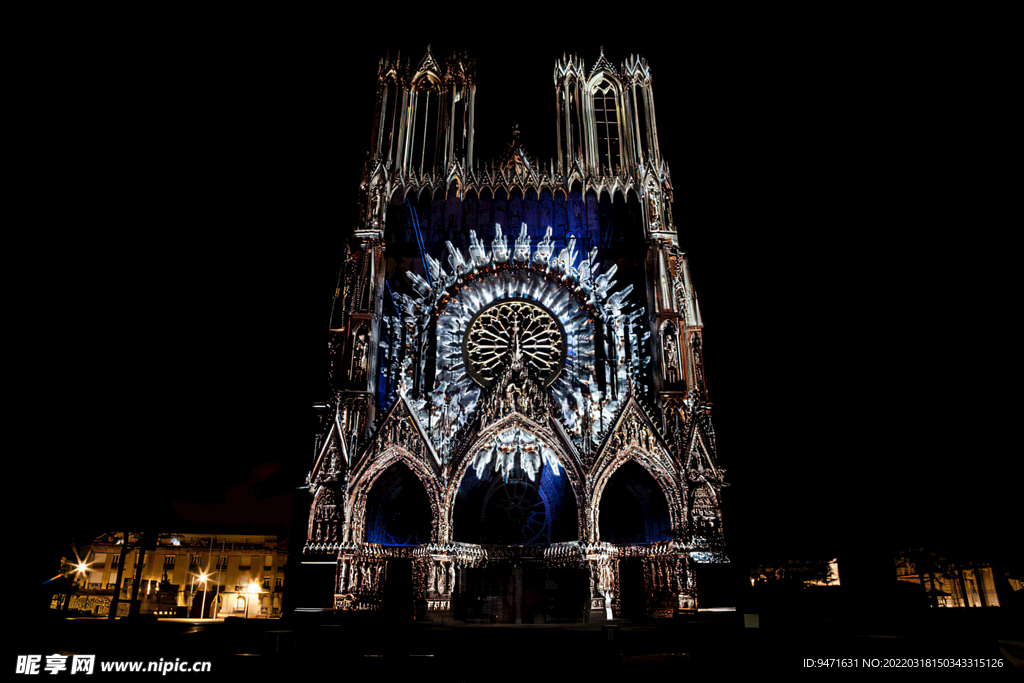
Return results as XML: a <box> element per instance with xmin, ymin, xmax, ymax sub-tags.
<box><xmin>480</xmin><ymin>479</ymin><xmax>548</xmax><ymax>545</ymax></box>
<box><xmin>450</xmin><ymin>427</ymin><xmax>589</xmax><ymax>622</ymax></box>
<box><xmin>453</xmin><ymin>435</ymin><xmax>579</xmax><ymax>546</ymax></box>
<box><xmin>456</xmin><ymin>564</ymin><xmax>589</xmax><ymax>623</ymax></box>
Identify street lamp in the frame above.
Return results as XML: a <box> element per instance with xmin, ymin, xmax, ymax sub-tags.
<box><xmin>71</xmin><ymin>561</ymin><xmax>89</xmax><ymax>606</ymax></box>
<box><xmin>59</xmin><ymin>558</ymin><xmax>86</xmax><ymax>612</ymax></box>
<box><xmin>244</xmin><ymin>582</ymin><xmax>261</xmax><ymax>620</ymax></box>
<box><xmin>198</xmin><ymin>573</ymin><xmax>208</xmax><ymax>621</ymax></box>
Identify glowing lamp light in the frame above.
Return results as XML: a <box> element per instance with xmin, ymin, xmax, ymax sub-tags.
<box><xmin>246</xmin><ymin>583</ymin><xmax>261</xmax><ymax>595</ymax></box>
<box><xmin>76</xmin><ymin>563</ymin><xmax>87</xmax><ymax>574</ymax></box>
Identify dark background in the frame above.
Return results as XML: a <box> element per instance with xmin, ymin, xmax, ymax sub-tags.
<box><xmin>21</xmin><ymin>25</ymin><xmax>1014</xmax><ymax>607</ymax></box>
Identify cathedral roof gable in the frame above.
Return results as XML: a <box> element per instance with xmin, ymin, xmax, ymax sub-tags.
<box><xmin>684</xmin><ymin>424</ymin><xmax>718</xmax><ymax>478</ymax></box>
<box><xmin>587</xmin><ymin>46</ymin><xmax>623</xmax><ymax>84</ymax></box>
<box><xmin>398</xmin><ymin>394</ymin><xmax>439</xmax><ymax>464</ymax></box>
<box><xmin>310</xmin><ymin>405</ymin><xmax>348</xmax><ymax>484</ymax></box>
<box><xmin>682</xmin><ymin>401</ymin><xmax>724</xmax><ymax>483</ymax></box>
<box><xmin>359</xmin><ymin>392</ymin><xmax>441</xmax><ymax>478</ymax></box>
<box><xmin>412</xmin><ymin>45</ymin><xmax>442</xmax><ymax>85</ymax></box>
<box><xmin>593</xmin><ymin>390</ymin><xmax>673</xmax><ymax>470</ymax></box>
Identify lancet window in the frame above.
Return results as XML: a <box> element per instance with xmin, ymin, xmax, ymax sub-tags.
<box><xmin>592</xmin><ymin>79</ymin><xmax>622</xmax><ymax>174</ymax></box>
<box><xmin>378</xmin><ymin>78</ymin><xmax>400</xmax><ymax>164</ymax></box>
<box><xmin>407</xmin><ymin>77</ymin><xmax>441</xmax><ymax>177</ymax></box>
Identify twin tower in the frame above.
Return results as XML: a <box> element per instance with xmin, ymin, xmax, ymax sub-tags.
<box><xmin>305</xmin><ymin>46</ymin><xmax>728</xmax><ymax>621</ymax></box>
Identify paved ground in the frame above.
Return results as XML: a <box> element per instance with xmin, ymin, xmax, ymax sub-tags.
<box><xmin>13</xmin><ymin>609</ymin><xmax>1022</xmax><ymax>677</ymax></box>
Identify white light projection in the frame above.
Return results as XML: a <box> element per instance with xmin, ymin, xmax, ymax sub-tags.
<box><xmin>472</xmin><ymin>426</ymin><xmax>561</xmax><ymax>483</ymax></box>
<box><xmin>397</xmin><ymin>223</ymin><xmax>645</xmax><ymax>459</ymax></box>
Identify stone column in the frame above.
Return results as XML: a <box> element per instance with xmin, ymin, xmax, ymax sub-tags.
<box><xmin>423</xmin><ymin>556</ymin><xmax>455</xmax><ymax>622</ymax></box>
<box><xmin>334</xmin><ymin>555</ymin><xmax>355</xmax><ymax>610</ymax></box>
<box><xmin>513</xmin><ymin>566</ymin><xmax>523</xmax><ymax>624</ymax></box>
<box><xmin>609</xmin><ymin>558</ymin><xmax>623</xmax><ymax>619</ymax></box>
<box><xmin>676</xmin><ymin>554</ymin><xmax>697</xmax><ymax>613</ymax></box>
<box><xmin>586</xmin><ymin>558</ymin><xmax>610</xmax><ymax>622</ymax></box>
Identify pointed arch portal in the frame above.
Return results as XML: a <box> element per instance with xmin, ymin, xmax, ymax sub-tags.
<box><xmin>453</xmin><ymin>459</ymin><xmax>580</xmax><ymax>546</ymax></box>
<box><xmin>365</xmin><ymin>461</ymin><xmax>433</xmax><ymax>546</ymax></box>
<box><xmin>598</xmin><ymin>459</ymin><xmax>671</xmax><ymax>544</ymax></box>
<box><xmin>453</xmin><ymin>426</ymin><xmax>579</xmax><ymax>545</ymax></box>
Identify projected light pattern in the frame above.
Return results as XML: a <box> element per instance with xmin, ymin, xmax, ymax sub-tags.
<box><xmin>391</xmin><ymin>223</ymin><xmax>640</xmax><ymax>457</ymax></box>
<box><xmin>454</xmin><ymin>429</ymin><xmax>577</xmax><ymax>546</ymax></box>
<box><xmin>471</xmin><ymin>426</ymin><xmax>561</xmax><ymax>483</ymax></box>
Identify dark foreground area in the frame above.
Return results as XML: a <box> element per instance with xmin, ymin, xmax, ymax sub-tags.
<box><xmin>11</xmin><ymin>607</ymin><xmax>1022</xmax><ymax>678</ymax></box>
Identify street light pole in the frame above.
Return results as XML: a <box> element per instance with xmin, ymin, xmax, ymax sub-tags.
<box><xmin>212</xmin><ymin>538</ymin><xmax>223</xmax><ymax>619</ymax></box>
<box><xmin>127</xmin><ymin>531</ymin><xmax>156</xmax><ymax>618</ymax></box>
<box><xmin>107</xmin><ymin>533</ymin><xmax>130</xmax><ymax>619</ymax></box>
<box><xmin>187</xmin><ymin>560</ymin><xmax>196</xmax><ymax>617</ymax></box>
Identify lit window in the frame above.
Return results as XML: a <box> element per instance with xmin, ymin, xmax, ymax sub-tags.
<box><xmin>593</xmin><ymin>80</ymin><xmax>621</xmax><ymax>173</ymax></box>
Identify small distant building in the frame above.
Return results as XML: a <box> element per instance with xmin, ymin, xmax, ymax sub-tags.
<box><xmin>53</xmin><ymin>532</ymin><xmax>287</xmax><ymax>618</ymax></box>
<box><xmin>750</xmin><ymin>558</ymin><xmax>840</xmax><ymax>587</ymax></box>
<box><xmin>894</xmin><ymin>550</ymin><xmax>1003</xmax><ymax>608</ymax></box>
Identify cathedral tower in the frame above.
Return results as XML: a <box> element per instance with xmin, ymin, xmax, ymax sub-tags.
<box><xmin>305</xmin><ymin>47</ymin><xmax>727</xmax><ymax>621</ymax></box>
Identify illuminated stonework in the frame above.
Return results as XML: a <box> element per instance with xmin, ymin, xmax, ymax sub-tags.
<box><xmin>305</xmin><ymin>47</ymin><xmax>728</xmax><ymax>622</ymax></box>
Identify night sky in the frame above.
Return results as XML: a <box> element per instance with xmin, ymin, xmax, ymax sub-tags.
<box><xmin>26</xmin><ymin>28</ymin><xmax>1014</xmax><ymax>597</ymax></box>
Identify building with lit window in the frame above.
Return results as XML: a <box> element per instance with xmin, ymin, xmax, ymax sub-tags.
<box><xmin>750</xmin><ymin>558</ymin><xmax>841</xmax><ymax>588</ymax></box>
<box><xmin>895</xmin><ymin>550</ymin><xmax>1008</xmax><ymax>608</ymax></box>
<box><xmin>304</xmin><ymin>46</ymin><xmax>728</xmax><ymax>622</ymax></box>
<box><xmin>54</xmin><ymin>532</ymin><xmax>287</xmax><ymax>618</ymax></box>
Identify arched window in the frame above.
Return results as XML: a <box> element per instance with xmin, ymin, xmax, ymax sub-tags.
<box><xmin>455</xmin><ymin>427</ymin><xmax>578</xmax><ymax>545</ymax></box>
<box><xmin>560</xmin><ymin>77</ymin><xmax>585</xmax><ymax>168</ymax></box>
<box><xmin>592</xmin><ymin>79</ymin><xmax>621</xmax><ymax>174</ymax></box>
<box><xmin>379</xmin><ymin>78</ymin><xmax>400</xmax><ymax>164</ymax></box>
<box><xmin>631</xmin><ymin>81</ymin><xmax>656</xmax><ymax>162</ymax></box>
<box><xmin>450</xmin><ymin>87</ymin><xmax>467</xmax><ymax>162</ymax></box>
<box><xmin>598</xmin><ymin>460</ymin><xmax>671</xmax><ymax>543</ymax></box>
<box><xmin>410</xmin><ymin>80</ymin><xmax>441</xmax><ymax>176</ymax></box>
<box><xmin>401</xmin><ymin>69</ymin><xmax>442</xmax><ymax>177</ymax></box>
<box><xmin>365</xmin><ymin>462</ymin><xmax>432</xmax><ymax>546</ymax></box>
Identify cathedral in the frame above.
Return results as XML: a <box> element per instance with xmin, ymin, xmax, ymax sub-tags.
<box><xmin>304</xmin><ymin>46</ymin><xmax>727</xmax><ymax>622</ymax></box>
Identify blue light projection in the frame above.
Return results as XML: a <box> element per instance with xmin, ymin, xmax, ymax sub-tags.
<box><xmin>453</xmin><ymin>454</ymin><xmax>578</xmax><ymax>545</ymax></box>
<box><xmin>365</xmin><ymin>463</ymin><xmax>432</xmax><ymax>546</ymax></box>
<box><xmin>599</xmin><ymin>460</ymin><xmax>671</xmax><ymax>544</ymax></box>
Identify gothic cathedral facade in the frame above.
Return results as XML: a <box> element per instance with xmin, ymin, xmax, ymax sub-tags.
<box><xmin>305</xmin><ymin>47</ymin><xmax>727</xmax><ymax>621</ymax></box>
